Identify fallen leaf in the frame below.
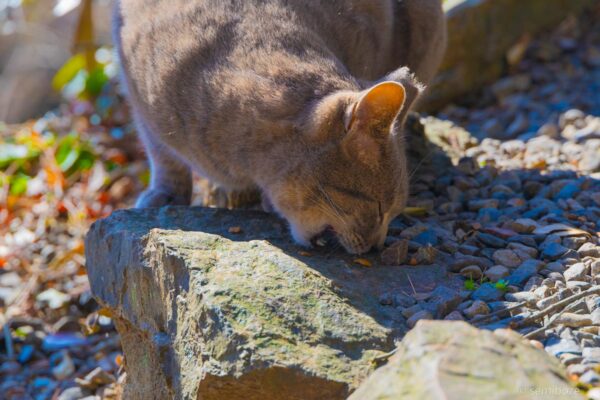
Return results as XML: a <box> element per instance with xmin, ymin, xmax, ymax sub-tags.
<box><xmin>228</xmin><ymin>226</ymin><xmax>242</xmax><ymax>234</ymax></box>
<box><xmin>403</xmin><ymin>207</ymin><xmax>428</xmax><ymax>217</ymax></box>
<box><xmin>98</xmin><ymin>307</ymin><xmax>114</xmax><ymax>318</ymax></box>
<box><xmin>354</xmin><ymin>258</ymin><xmax>372</xmax><ymax>267</ymax></box>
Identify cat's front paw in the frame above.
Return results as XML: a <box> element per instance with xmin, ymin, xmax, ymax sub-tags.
<box><xmin>261</xmin><ymin>193</ymin><xmax>275</xmax><ymax>213</ymax></box>
<box><xmin>135</xmin><ymin>188</ymin><xmax>190</xmax><ymax>208</ymax></box>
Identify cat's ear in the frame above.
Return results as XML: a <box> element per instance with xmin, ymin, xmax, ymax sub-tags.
<box><xmin>345</xmin><ymin>81</ymin><xmax>406</xmax><ymax>135</ymax></box>
<box><xmin>340</xmin><ymin>82</ymin><xmax>404</xmax><ymax>165</ymax></box>
<box><xmin>378</xmin><ymin>67</ymin><xmax>424</xmax><ymax>127</ymax></box>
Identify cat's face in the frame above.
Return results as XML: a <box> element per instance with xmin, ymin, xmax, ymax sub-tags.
<box><xmin>267</xmin><ymin>79</ymin><xmax>419</xmax><ymax>254</ymax></box>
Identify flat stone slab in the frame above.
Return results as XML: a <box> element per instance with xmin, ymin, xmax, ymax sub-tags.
<box><xmin>349</xmin><ymin>321</ymin><xmax>583</xmax><ymax>400</ymax></box>
<box><xmin>85</xmin><ymin>207</ymin><xmax>453</xmax><ymax>399</ymax></box>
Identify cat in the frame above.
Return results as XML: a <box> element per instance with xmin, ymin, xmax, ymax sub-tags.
<box><xmin>113</xmin><ymin>0</ymin><xmax>446</xmax><ymax>254</ymax></box>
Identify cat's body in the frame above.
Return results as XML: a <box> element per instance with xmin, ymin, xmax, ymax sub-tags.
<box><xmin>114</xmin><ymin>0</ymin><xmax>446</xmax><ymax>254</ymax></box>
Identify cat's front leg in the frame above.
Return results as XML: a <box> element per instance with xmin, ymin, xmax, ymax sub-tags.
<box><xmin>135</xmin><ymin>124</ymin><xmax>192</xmax><ymax>208</ymax></box>
<box><xmin>136</xmin><ymin>160</ymin><xmax>192</xmax><ymax>207</ymax></box>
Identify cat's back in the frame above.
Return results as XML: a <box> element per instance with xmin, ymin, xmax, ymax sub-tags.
<box><xmin>116</xmin><ymin>0</ymin><xmax>240</xmax><ymax>101</ymax></box>
<box><xmin>116</xmin><ymin>0</ymin><xmax>394</xmax><ymax>97</ymax></box>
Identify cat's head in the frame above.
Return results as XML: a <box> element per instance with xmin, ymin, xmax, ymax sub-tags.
<box><xmin>267</xmin><ymin>68</ymin><xmax>423</xmax><ymax>254</ymax></box>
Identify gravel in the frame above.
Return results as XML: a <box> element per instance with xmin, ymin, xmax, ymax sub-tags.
<box><xmin>386</xmin><ymin>6</ymin><xmax>600</xmax><ymax>391</ymax></box>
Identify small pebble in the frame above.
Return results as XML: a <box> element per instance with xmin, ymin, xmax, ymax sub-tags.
<box><xmin>587</xmin><ymin>388</ymin><xmax>600</xmax><ymax>400</ymax></box>
<box><xmin>484</xmin><ymin>265</ymin><xmax>510</xmax><ymax>282</ymax></box>
<box><xmin>579</xmin><ymin>370</ymin><xmax>600</xmax><ymax>385</ymax></box>
<box><xmin>564</xmin><ymin>262</ymin><xmax>588</xmax><ymax>281</ymax></box>
<box><xmin>492</xmin><ymin>249</ymin><xmax>522</xmax><ymax>268</ymax></box>
<box><xmin>463</xmin><ymin>300</ymin><xmax>490</xmax><ymax>319</ymax></box>
<box><xmin>406</xmin><ymin>310</ymin><xmax>433</xmax><ymax>328</ymax></box>
<box><xmin>579</xmin><ymin>243</ymin><xmax>600</xmax><ymax>258</ymax></box>
<box><xmin>444</xmin><ymin>311</ymin><xmax>464</xmax><ymax>321</ymax></box>
<box><xmin>554</xmin><ymin>313</ymin><xmax>593</xmax><ymax>328</ymax></box>
<box><xmin>529</xmin><ymin>340</ymin><xmax>544</xmax><ymax>350</ymax></box>
<box><xmin>380</xmin><ymin>240</ymin><xmax>409</xmax><ymax>266</ymax></box>
<box><xmin>401</xmin><ymin>304</ymin><xmax>423</xmax><ymax>319</ymax></box>
<box><xmin>472</xmin><ymin>283</ymin><xmax>504</xmax><ymax>302</ymax></box>
<box><xmin>460</xmin><ymin>265</ymin><xmax>483</xmax><ymax>280</ymax></box>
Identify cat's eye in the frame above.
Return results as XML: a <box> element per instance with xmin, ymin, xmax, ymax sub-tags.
<box><xmin>377</xmin><ymin>202</ymin><xmax>384</xmax><ymax>222</ymax></box>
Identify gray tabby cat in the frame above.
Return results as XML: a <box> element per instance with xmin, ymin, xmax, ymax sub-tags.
<box><xmin>113</xmin><ymin>0</ymin><xmax>446</xmax><ymax>254</ymax></box>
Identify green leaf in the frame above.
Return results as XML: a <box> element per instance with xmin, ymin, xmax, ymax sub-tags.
<box><xmin>56</xmin><ymin>135</ymin><xmax>81</xmax><ymax>172</ymax></box>
<box><xmin>52</xmin><ymin>53</ymin><xmax>87</xmax><ymax>91</ymax></box>
<box><xmin>84</xmin><ymin>67</ymin><xmax>109</xmax><ymax>97</ymax></box>
<box><xmin>14</xmin><ymin>327</ymin><xmax>29</xmax><ymax>338</ymax></box>
<box><xmin>495</xmin><ymin>279</ymin><xmax>509</xmax><ymax>291</ymax></box>
<box><xmin>74</xmin><ymin>149</ymin><xmax>95</xmax><ymax>171</ymax></box>
<box><xmin>55</xmin><ymin>134</ymin><xmax>96</xmax><ymax>174</ymax></box>
<box><xmin>464</xmin><ymin>278</ymin><xmax>476</xmax><ymax>291</ymax></box>
<box><xmin>10</xmin><ymin>173</ymin><xmax>30</xmax><ymax>196</ymax></box>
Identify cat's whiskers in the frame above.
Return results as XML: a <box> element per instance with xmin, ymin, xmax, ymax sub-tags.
<box><xmin>316</xmin><ymin>183</ymin><xmax>348</xmax><ymax>226</ymax></box>
<box><xmin>408</xmin><ymin>149</ymin><xmax>434</xmax><ymax>182</ymax></box>
<box><xmin>300</xmin><ymin>181</ymin><xmax>344</xmax><ymax>225</ymax></box>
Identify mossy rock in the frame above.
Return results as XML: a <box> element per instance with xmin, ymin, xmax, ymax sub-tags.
<box><xmin>349</xmin><ymin>320</ymin><xmax>582</xmax><ymax>400</ymax></box>
<box><xmin>85</xmin><ymin>207</ymin><xmax>450</xmax><ymax>399</ymax></box>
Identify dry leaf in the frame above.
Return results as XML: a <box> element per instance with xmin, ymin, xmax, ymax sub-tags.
<box><xmin>354</xmin><ymin>258</ymin><xmax>372</xmax><ymax>267</ymax></box>
<box><xmin>403</xmin><ymin>207</ymin><xmax>428</xmax><ymax>217</ymax></box>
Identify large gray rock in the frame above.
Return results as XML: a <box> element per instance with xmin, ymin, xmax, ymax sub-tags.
<box><xmin>349</xmin><ymin>321</ymin><xmax>582</xmax><ymax>400</ymax></box>
<box><xmin>85</xmin><ymin>207</ymin><xmax>451</xmax><ymax>399</ymax></box>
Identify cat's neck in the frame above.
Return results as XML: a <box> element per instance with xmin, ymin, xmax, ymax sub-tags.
<box><xmin>241</xmin><ymin>56</ymin><xmax>358</xmax><ymax>185</ymax></box>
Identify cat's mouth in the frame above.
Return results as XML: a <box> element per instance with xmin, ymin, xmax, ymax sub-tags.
<box><xmin>310</xmin><ymin>225</ymin><xmax>337</xmax><ymax>247</ymax></box>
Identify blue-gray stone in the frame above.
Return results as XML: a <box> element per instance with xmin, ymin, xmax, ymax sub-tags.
<box><xmin>541</xmin><ymin>242</ymin><xmax>569</xmax><ymax>260</ymax></box>
<box><xmin>476</xmin><ymin>232</ymin><xmax>506</xmax><ymax>248</ymax></box>
<box><xmin>507</xmin><ymin>235</ymin><xmax>538</xmax><ymax>248</ymax></box>
<box><xmin>523</xmin><ymin>207</ymin><xmax>547</xmax><ymax>219</ymax></box>
<box><xmin>468</xmin><ymin>199</ymin><xmax>499</xmax><ymax>211</ymax></box>
<box><xmin>426</xmin><ymin>285</ymin><xmax>462</xmax><ymax>318</ymax></box>
<box><xmin>507</xmin><ymin>259</ymin><xmax>545</xmax><ymax>286</ymax></box>
<box><xmin>487</xmin><ymin>301</ymin><xmax>518</xmax><ymax>313</ymax></box>
<box><xmin>472</xmin><ymin>283</ymin><xmax>504</xmax><ymax>302</ymax></box>
<box><xmin>478</xmin><ymin>208</ymin><xmax>501</xmax><ymax>223</ymax></box>
<box><xmin>413</xmin><ymin>230</ymin><xmax>439</xmax><ymax>246</ymax></box>
<box><xmin>545</xmin><ymin>337</ymin><xmax>582</xmax><ymax>357</ymax></box>
<box><xmin>17</xmin><ymin>345</ymin><xmax>34</xmax><ymax>364</ymax></box>
<box><xmin>554</xmin><ymin>182</ymin><xmax>581</xmax><ymax>200</ymax></box>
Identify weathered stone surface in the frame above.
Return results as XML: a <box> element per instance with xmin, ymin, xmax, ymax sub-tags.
<box><xmin>85</xmin><ymin>207</ymin><xmax>453</xmax><ymax>400</ymax></box>
<box><xmin>421</xmin><ymin>0</ymin><xmax>596</xmax><ymax>111</ymax></box>
<box><xmin>348</xmin><ymin>321</ymin><xmax>582</xmax><ymax>400</ymax></box>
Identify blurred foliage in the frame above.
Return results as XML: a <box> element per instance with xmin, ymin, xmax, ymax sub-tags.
<box><xmin>0</xmin><ymin>0</ymin><xmax>128</xmax><ymax>201</ymax></box>
<box><xmin>53</xmin><ymin>0</ymin><xmax>112</xmax><ymax>99</ymax></box>
<box><xmin>0</xmin><ymin>128</ymin><xmax>97</xmax><ymax>196</ymax></box>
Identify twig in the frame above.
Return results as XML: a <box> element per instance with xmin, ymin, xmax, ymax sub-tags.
<box><xmin>473</xmin><ymin>301</ymin><xmax>527</xmax><ymax>326</ymax></box>
<box><xmin>511</xmin><ymin>287</ymin><xmax>600</xmax><ymax>330</ymax></box>
<box><xmin>524</xmin><ymin>299</ymin><xmax>586</xmax><ymax>339</ymax></box>
<box><xmin>406</xmin><ymin>273</ymin><xmax>417</xmax><ymax>296</ymax></box>
<box><xmin>371</xmin><ymin>348</ymin><xmax>399</xmax><ymax>365</ymax></box>
<box><xmin>3</xmin><ymin>319</ymin><xmax>14</xmax><ymax>360</ymax></box>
